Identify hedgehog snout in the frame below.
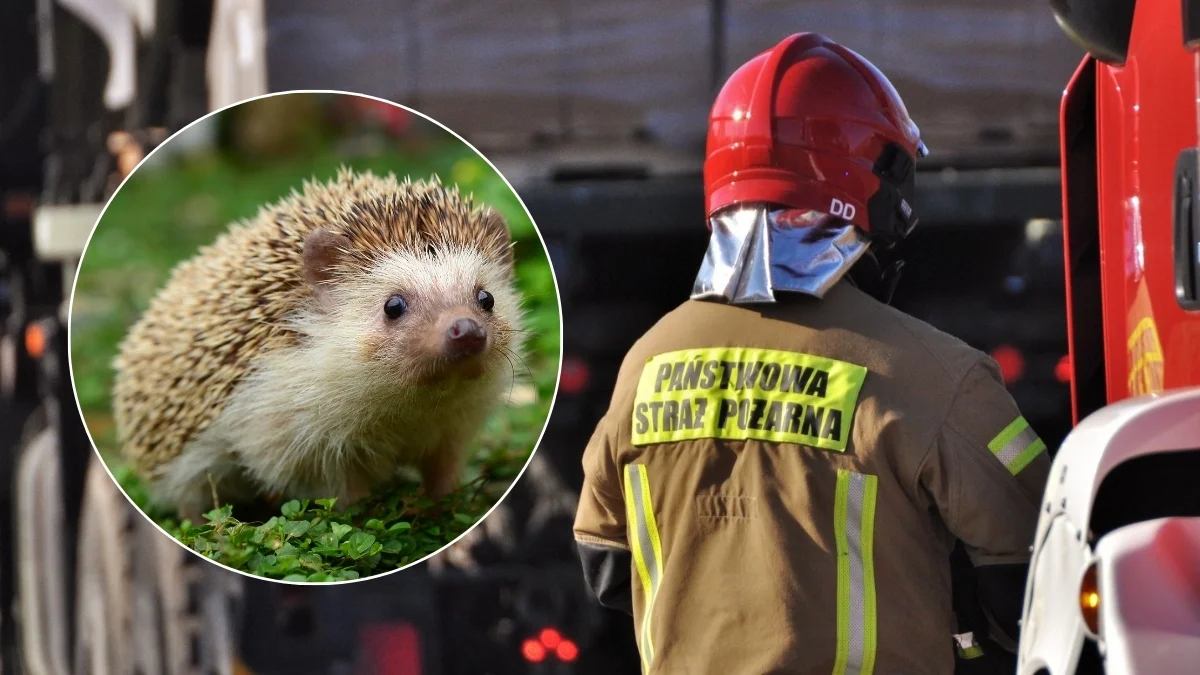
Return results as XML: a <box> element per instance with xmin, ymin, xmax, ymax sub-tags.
<box><xmin>444</xmin><ymin>317</ymin><xmax>488</xmax><ymax>357</ymax></box>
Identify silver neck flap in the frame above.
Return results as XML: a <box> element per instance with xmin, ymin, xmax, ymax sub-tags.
<box><xmin>691</xmin><ymin>205</ymin><xmax>870</xmax><ymax>304</ymax></box>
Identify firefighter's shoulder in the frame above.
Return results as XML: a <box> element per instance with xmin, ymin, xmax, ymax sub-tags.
<box><xmin>845</xmin><ymin>286</ymin><xmax>1026</xmax><ymax>424</ymax></box>
<box><xmin>849</xmin><ymin>286</ymin><xmax>1052</xmax><ymax>498</ymax></box>
<box><xmin>831</xmin><ymin>282</ymin><xmax>988</xmax><ymax>382</ymax></box>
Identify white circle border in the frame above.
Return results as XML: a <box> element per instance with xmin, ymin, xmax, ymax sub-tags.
<box><xmin>65</xmin><ymin>89</ymin><xmax>567</xmax><ymax>586</ymax></box>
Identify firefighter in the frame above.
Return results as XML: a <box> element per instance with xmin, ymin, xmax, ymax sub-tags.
<box><xmin>573</xmin><ymin>33</ymin><xmax>1051</xmax><ymax>674</ymax></box>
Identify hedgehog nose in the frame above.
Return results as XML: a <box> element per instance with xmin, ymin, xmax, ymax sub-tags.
<box><xmin>446</xmin><ymin>318</ymin><xmax>487</xmax><ymax>356</ymax></box>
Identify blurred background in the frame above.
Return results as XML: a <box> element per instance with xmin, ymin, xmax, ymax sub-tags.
<box><xmin>0</xmin><ymin>1</ymin><xmax>1083</xmax><ymax>674</ymax></box>
<box><xmin>68</xmin><ymin>92</ymin><xmax>560</xmax><ymax>581</ymax></box>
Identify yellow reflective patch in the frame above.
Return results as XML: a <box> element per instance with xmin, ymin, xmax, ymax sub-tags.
<box><xmin>630</xmin><ymin>347</ymin><xmax>868</xmax><ymax>452</ymax></box>
<box><xmin>1127</xmin><ymin>313</ymin><xmax>1164</xmax><ymax>396</ymax></box>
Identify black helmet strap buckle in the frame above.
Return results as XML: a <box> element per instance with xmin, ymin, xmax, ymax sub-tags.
<box><xmin>867</xmin><ymin>142</ymin><xmax>919</xmax><ymax>246</ymax></box>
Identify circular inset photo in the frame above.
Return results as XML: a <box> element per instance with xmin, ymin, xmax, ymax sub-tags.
<box><xmin>68</xmin><ymin>91</ymin><xmax>561</xmax><ymax>583</ymax></box>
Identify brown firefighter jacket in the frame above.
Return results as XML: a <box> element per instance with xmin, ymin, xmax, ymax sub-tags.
<box><xmin>573</xmin><ymin>282</ymin><xmax>1051</xmax><ymax>675</ymax></box>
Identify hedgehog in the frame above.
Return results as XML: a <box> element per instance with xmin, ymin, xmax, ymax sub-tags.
<box><xmin>111</xmin><ymin>168</ymin><xmax>525</xmax><ymax>520</ymax></box>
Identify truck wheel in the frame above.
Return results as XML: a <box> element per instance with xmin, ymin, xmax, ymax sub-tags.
<box><xmin>143</xmin><ymin>517</ymin><xmax>239</xmax><ymax>675</ymax></box>
<box><xmin>0</xmin><ymin>397</ymin><xmax>38</xmax><ymax>675</ymax></box>
<box><xmin>73</xmin><ymin>459</ymin><xmax>135</xmax><ymax>675</ymax></box>
<box><xmin>14</xmin><ymin>416</ymin><xmax>71</xmax><ymax>675</ymax></box>
<box><xmin>74</xmin><ymin>458</ymin><xmax>240</xmax><ymax>675</ymax></box>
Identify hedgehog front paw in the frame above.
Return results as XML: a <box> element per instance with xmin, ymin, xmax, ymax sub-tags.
<box><xmin>337</xmin><ymin>473</ymin><xmax>373</xmax><ymax>508</ymax></box>
<box><xmin>420</xmin><ymin>448</ymin><xmax>467</xmax><ymax>500</ymax></box>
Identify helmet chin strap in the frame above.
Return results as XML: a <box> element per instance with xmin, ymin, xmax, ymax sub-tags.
<box><xmin>847</xmin><ymin>249</ymin><xmax>905</xmax><ymax>305</ymax></box>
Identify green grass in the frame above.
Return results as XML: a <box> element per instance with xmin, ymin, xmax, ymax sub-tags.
<box><xmin>71</xmin><ymin>113</ymin><xmax>560</xmax><ymax>581</ymax></box>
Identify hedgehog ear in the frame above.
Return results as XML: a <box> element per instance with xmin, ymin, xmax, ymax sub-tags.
<box><xmin>481</xmin><ymin>210</ymin><xmax>514</xmax><ymax>269</ymax></box>
<box><xmin>303</xmin><ymin>228</ymin><xmax>351</xmax><ymax>305</ymax></box>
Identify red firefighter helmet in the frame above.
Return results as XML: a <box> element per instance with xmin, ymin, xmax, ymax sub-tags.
<box><xmin>705</xmin><ymin>33</ymin><xmax>928</xmax><ymax>243</ymax></box>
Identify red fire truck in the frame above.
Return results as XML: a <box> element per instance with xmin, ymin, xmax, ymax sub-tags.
<box><xmin>1056</xmin><ymin>0</ymin><xmax>1200</xmax><ymax>415</ymax></box>
<box><xmin>1017</xmin><ymin>1</ymin><xmax>1200</xmax><ymax>673</ymax></box>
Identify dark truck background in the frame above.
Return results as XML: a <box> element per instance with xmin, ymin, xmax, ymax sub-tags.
<box><xmin>0</xmin><ymin>1</ymin><xmax>1082</xmax><ymax>674</ymax></box>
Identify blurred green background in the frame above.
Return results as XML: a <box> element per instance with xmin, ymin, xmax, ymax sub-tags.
<box><xmin>69</xmin><ymin>93</ymin><xmax>561</xmax><ymax>580</ymax></box>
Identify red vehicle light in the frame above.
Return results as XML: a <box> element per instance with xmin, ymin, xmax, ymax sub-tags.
<box><xmin>1055</xmin><ymin>354</ymin><xmax>1072</xmax><ymax>383</ymax></box>
<box><xmin>523</xmin><ymin>628</ymin><xmax>577</xmax><ymax>663</ymax></box>
<box><xmin>521</xmin><ymin>639</ymin><xmax>547</xmax><ymax>663</ymax></box>
<box><xmin>556</xmin><ymin>639</ymin><xmax>579</xmax><ymax>662</ymax></box>
<box><xmin>560</xmin><ymin>357</ymin><xmax>590</xmax><ymax>394</ymax></box>
<box><xmin>358</xmin><ymin>624</ymin><xmax>423</xmax><ymax>675</ymax></box>
<box><xmin>539</xmin><ymin>628</ymin><xmax>562</xmax><ymax>649</ymax></box>
<box><xmin>990</xmin><ymin>345</ymin><xmax>1025</xmax><ymax>385</ymax></box>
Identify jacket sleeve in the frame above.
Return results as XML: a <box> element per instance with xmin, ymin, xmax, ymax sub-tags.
<box><xmin>573</xmin><ymin>412</ymin><xmax>633</xmax><ymax>614</ymax></box>
<box><xmin>919</xmin><ymin>357</ymin><xmax>1052</xmax><ymax>644</ymax></box>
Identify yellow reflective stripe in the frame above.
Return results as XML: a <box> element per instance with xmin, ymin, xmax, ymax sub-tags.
<box><xmin>861</xmin><ymin>475</ymin><xmax>878</xmax><ymax>675</ymax></box>
<box><xmin>834</xmin><ymin>475</ymin><xmax>851</xmax><ymax>673</ymax></box>
<box><xmin>1126</xmin><ymin>316</ymin><xmax>1156</xmax><ymax>350</ymax></box>
<box><xmin>987</xmin><ymin>416</ymin><xmax>1046</xmax><ymax>475</ymax></box>
<box><xmin>623</xmin><ymin>467</ymin><xmax>653</xmax><ymax>670</ymax></box>
<box><xmin>1126</xmin><ymin>351</ymin><xmax>1164</xmax><ymax>387</ymax></box>
<box><xmin>637</xmin><ymin>466</ymin><xmax>665</xmax><ymax>591</ymax></box>
<box><xmin>624</xmin><ymin>464</ymin><xmax>664</xmax><ymax>669</ymax></box>
<box><xmin>834</xmin><ymin>470</ymin><xmax>878</xmax><ymax>675</ymax></box>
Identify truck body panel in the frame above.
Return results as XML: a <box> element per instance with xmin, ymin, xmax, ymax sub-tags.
<box><xmin>1020</xmin><ymin>2</ymin><xmax>1200</xmax><ymax>673</ymax></box>
<box><xmin>1092</xmin><ymin>0</ymin><xmax>1200</xmax><ymax>400</ymax></box>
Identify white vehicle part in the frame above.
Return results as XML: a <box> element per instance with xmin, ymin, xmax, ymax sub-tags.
<box><xmin>1093</xmin><ymin>516</ymin><xmax>1200</xmax><ymax>674</ymax></box>
<box><xmin>56</xmin><ymin>0</ymin><xmax>137</xmax><ymax>110</ymax></box>
<box><xmin>16</xmin><ymin>425</ymin><xmax>70</xmax><ymax>675</ymax></box>
<box><xmin>1019</xmin><ymin>513</ymin><xmax>1090</xmax><ymax>675</ymax></box>
<box><xmin>74</xmin><ymin>459</ymin><xmax>135</xmax><ymax>675</ymax></box>
<box><xmin>33</xmin><ymin>203</ymin><xmax>103</xmax><ymax>322</ymax></box>
<box><xmin>34</xmin><ymin>204</ymin><xmax>102</xmax><ymax>263</ymax></box>
<box><xmin>1017</xmin><ymin>387</ymin><xmax>1200</xmax><ymax>675</ymax></box>
<box><xmin>207</xmin><ymin>0</ymin><xmax>267</xmax><ymax>111</ymax></box>
<box><xmin>118</xmin><ymin>0</ymin><xmax>154</xmax><ymax>36</ymax></box>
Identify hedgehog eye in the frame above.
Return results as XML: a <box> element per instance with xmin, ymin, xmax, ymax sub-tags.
<box><xmin>384</xmin><ymin>295</ymin><xmax>408</xmax><ymax>319</ymax></box>
<box><xmin>425</xmin><ymin>243</ymin><xmax>437</xmax><ymax>257</ymax></box>
<box><xmin>476</xmin><ymin>289</ymin><xmax>495</xmax><ymax>312</ymax></box>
